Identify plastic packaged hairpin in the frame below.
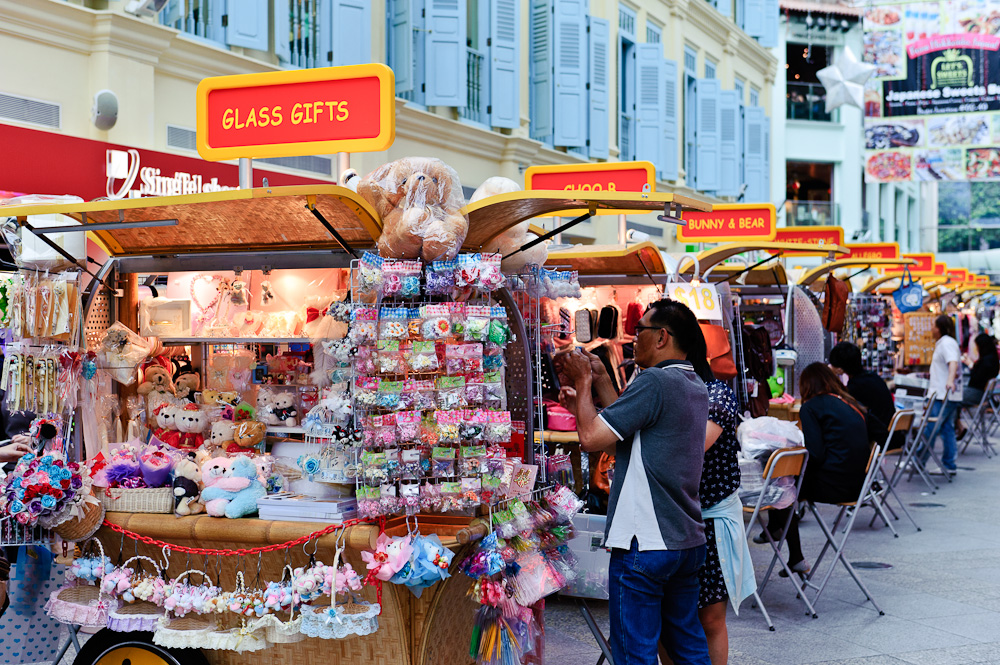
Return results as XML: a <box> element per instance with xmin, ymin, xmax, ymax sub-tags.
<box><xmin>431</xmin><ymin>446</ymin><xmax>456</xmax><ymax>478</ymax></box>
<box><xmin>349</xmin><ymin>307</ymin><xmax>378</xmax><ymax>345</ymax></box>
<box><xmin>381</xmin><ymin>261</ymin><xmax>403</xmax><ymax>297</ymax></box>
<box><xmin>464</xmin><ymin>306</ymin><xmax>491</xmax><ymax>342</ymax></box>
<box><xmin>464</xmin><ymin>374</ymin><xmax>484</xmax><ymax>407</ymax></box>
<box><xmin>459</xmin><ymin>444</ymin><xmax>486</xmax><ymax>475</ymax></box>
<box><xmin>476</xmin><ymin>254</ymin><xmax>505</xmax><ymax>292</ymax></box>
<box><xmin>419</xmin><ymin>304</ymin><xmax>451</xmax><ymax>340</ymax></box>
<box><xmin>379</xmin><ymin>307</ymin><xmax>410</xmax><ymax>340</ymax></box>
<box><xmin>375</xmin><ymin>414</ymin><xmax>397</xmax><ymax>447</ymax></box>
<box><xmin>354</xmin><ymin>376</ymin><xmax>379</xmax><ymax>408</ymax></box>
<box><xmin>356</xmin><ymin>252</ymin><xmax>384</xmax><ymax>296</ymax></box>
<box><xmin>484</xmin><ymin>372</ymin><xmax>505</xmax><ymax>410</ymax></box>
<box><xmin>407</xmin><ymin>341</ymin><xmax>439</xmax><ymax>373</ymax></box>
<box><xmin>484</xmin><ymin>411</ymin><xmax>512</xmax><ymax>443</ymax></box>
<box><xmin>435</xmin><ymin>410</ymin><xmax>461</xmax><ymax>444</ymax></box>
<box><xmin>439</xmin><ymin>480</ymin><xmax>464</xmax><ymax>512</ymax></box>
<box><xmin>425</xmin><ymin>259</ymin><xmax>456</xmax><ymax>296</ymax></box>
<box><xmin>398</xmin><ymin>260</ymin><xmax>423</xmax><ymax>298</ymax></box>
<box><xmin>448</xmin><ymin>302</ymin><xmax>467</xmax><ymax>339</ymax></box>
<box><xmin>377</xmin><ymin>340</ymin><xmax>405</xmax><ymax>375</ymax></box>
<box><xmin>400</xmin><ymin>481</ymin><xmax>420</xmax><ymax>514</ymax></box>
<box><xmin>376</xmin><ymin>380</ymin><xmax>402</xmax><ymax>410</ymax></box>
<box><xmin>459</xmin><ymin>409</ymin><xmax>487</xmax><ymax>442</ymax></box>
<box><xmin>396</xmin><ymin>410</ymin><xmax>421</xmax><ymax>443</ymax></box>
<box><xmin>488</xmin><ymin>306</ymin><xmax>511</xmax><ymax>346</ymax></box>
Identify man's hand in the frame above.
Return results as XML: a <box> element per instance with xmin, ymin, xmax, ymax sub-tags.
<box><xmin>560</xmin><ymin>350</ymin><xmax>594</xmax><ymax>386</ymax></box>
<box><xmin>581</xmin><ymin>349</ymin><xmax>611</xmax><ymax>384</ymax></box>
<box><xmin>946</xmin><ymin>380</ymin><xmax>957</xmax><ymax>393</ymax></box>
<box><xmin>559</xmin><ymin>387</ymin><xmax>578</xmax><ymax>414</ymax></box>
<box><xmin>0</xmin><ymin>438</ymin><xmax>32</xmax><ymax>463</ymax></box>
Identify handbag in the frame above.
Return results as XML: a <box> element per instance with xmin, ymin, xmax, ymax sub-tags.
<box><xmin>700</xmin><ymin>323</ymin><xmax>737</xmax><ymax>380</ymax></box>
<box><xmin>893</xmin><ymin>268</ymin><xmax>923</xmax><ymax>313</ymax></box>
<box><xmin>823</xmin><ymin>275</ymin><xmax>849</xmax><ymax>333</ymax></box>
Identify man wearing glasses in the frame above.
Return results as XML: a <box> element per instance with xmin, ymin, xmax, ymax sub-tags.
<box><xmin>560</xmin><ymin>299</ymin><xmax>711</xmax><ymax>665</ymax></box>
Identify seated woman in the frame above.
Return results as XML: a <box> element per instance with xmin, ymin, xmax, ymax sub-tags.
<box><xmin>829</xmin><ymin>341</ymin><xmax>895</xmax><ymax>446</ymax></box>
<box><xmin>955</xmin><ymin>333</ymin><xmax>999</xmax><ymax>440</ymax></box>
<box><xmin>765</xmin><ymin>362</ymin><xmax>872</xmax><ymax>574</ymax></box>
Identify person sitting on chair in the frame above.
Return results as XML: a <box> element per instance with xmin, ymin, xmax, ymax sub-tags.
<box><xmin>955</xmin><ymin>333</ymin><xmax>999</xmax><ymax>441</ymax></box>
<box><xmin>761</xmin><ymin>363</ymin><xmax>871</xmax><ymax>576</ymax></box>
<box><xmin>829</xmin><ymin>341</ymin><xmax>896</xmax><ymax>447</ymax></box>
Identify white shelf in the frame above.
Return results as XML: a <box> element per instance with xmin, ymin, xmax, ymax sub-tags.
<box><xmin>160</xmin><ymin>337</ymin><xmax>312</xmax><ymax>346</ymax></box>
<box><xmin>266</xmin><ymin>426</ymin><xmax>306</xmax><ymax>435</ymax></box>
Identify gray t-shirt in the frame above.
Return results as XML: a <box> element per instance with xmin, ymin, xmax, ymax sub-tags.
<box><xmin>597</xmin><ymin>359</ymin><xmax>708</xmax><ymax>551</ymax></box>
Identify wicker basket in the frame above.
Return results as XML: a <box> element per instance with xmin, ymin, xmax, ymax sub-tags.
<box><xmin>53</xmin><ymin>499</ymin><xmax>105</xmax><ymax>541</ymax></box>
<box><xmin>100</xmin><ymin>487</ymin><xmax>174</xmax><ymax>514</ymax></box>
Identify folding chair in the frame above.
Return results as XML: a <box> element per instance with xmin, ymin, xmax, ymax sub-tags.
<box><xmin>890</xmin><ymin>392</ymin><xmax>941</xmax><ymax>492</ymax></box>
<box><xmin>743</xmin><ymin>446</ymin><xmax>817</xmax><ymax>628</ymax></box>
<box><xmin>800</xmin><ymin>445</ymin><xmax>885</xmax><ymax>615</ymax></box>
<box><xmin>866</xmin><ymin>410</ymin><xmax>921</xmax><ymax>536</ymax></box>
<box><xmin>960</xmin><ymin>377</ymin><xmax>998</xmax><ymax>458</ymax></box>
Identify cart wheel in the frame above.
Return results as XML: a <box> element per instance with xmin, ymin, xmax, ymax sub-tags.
<box><xmin>72</xmin><ymin>630</ymin><xmax>208</xmax><ymax>665</ymax></box>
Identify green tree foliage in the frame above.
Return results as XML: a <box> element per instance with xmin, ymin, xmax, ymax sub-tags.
<box><xmin>938</xmin><ymin>182</ymin><xmax>1000</xmax><ymax>252</ymax></box>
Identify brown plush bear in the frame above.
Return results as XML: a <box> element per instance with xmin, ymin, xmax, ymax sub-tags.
<box><xmin>138</xmin><ymin>364</ymin><xmax>175</xmax><ymax>397</ymax></box>
<box><xmin>357</xmin><ymin>157</ymin><xmax>469</xmax><ymax>261</ymax></box>
<box><xmin>230</xmin><ymin>420</ymin><xmax>266</xmax><ymax>454</ymax></box>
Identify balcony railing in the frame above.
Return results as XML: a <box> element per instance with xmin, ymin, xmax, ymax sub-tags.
<box><xmin>459</xmin><ymin>49</ymin><xmax>487</xmax><ymax>124</ymax></box>
<box><xmin>787</xmin><ymin>82</ymin><xmax>833</xmax><ymax>122</ymax></box>
<box><xmin>619</xmin><ymin>114</ymin><xmax>632</xmax><ymax>161</ymax></box>
<box><xmin>786</xmin><ymin>200</ymin><xmax>839</xmax><ymax>226</ymax></box>
<box><xmin>286</xmin><ymin>0</ymin><xmax>322</xmax><ymax>69</ymax></box>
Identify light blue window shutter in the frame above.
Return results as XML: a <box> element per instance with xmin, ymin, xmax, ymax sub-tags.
<box><xmin>763</xmin><ymin>116</ymin><xmax>771</xmax><ymax>203</ymax></box>
<box><xmin>206</xmin><ymin>0</ymin><xmax>226</xmax><ymax>44</ymax></box>
<box><xmin>760</xmin><ymin>0</ymin><xmax>779</xmax><ymax>47</ymax></box>
<box><xmin>392</xmin><ymin>0</ymin><xmax>414</xmax><ymax>93</ymax></box>
<box><xmin>425</xmin><ymin>0</ymin><xmax>467</xmax><ymax>106</ymax></box>
<box><xmin>588</xmin><ymin>17</ymin><xmax>610</xmax><ymax>159</ymax></box>
<box><xmin>274</xmin><ymin>0</ymin><xmax>291</xmax><ymax>63</ymax></box>
<box><xmin>744</xmin><ymin>0</ymin><xmax>765</xmax><ymax>37</ymax></box>
<box><xmin>552</xmin><ymin>0</ymin><xmax>587</xmax><ymax>147</ymax></box>
<box><xmin>529</xmin><ymin>0</ymin><xmax>553</xmax><ymax>140</ymax></box>
<box><xmin>318</xmin><ymin>0</ymin><xmax>333</xmax><ymax>65</ymax></box>
<box><xmin>744</xmin><ymin>106</ymin><xmax>765</xmax><ymax>203</ymax></box>
<box><xmin>332</xmin><ymin>0</ymin><xmax>372</xmax><ymax>66</ymax></box>
<box><xmin>661</xmin><ymin>58</ymin><xmax>679</xmax><ymax>181</ymax></box>
<box><xmin>225</xmin><ymin>0</ymin><xmax>269</xmax><ymax>50</ymax></box>
<box><xmin>718</xmin><ymin>0</ymin><xmax>731</xmax><ymax>18</ymax></box>
<box><xmin>160</xmin><ymin>0</ymin><xmax>182</xmax><ymax>26</ymax></box>
<box><xmin>696</xmin><ymin>78</ymin><xmax>721</xmax><ymax>192</ymax></box>
<box><xmin>491</xmin><ymin>0</ymin><xmax>520</xmax><ymax>128</ymax></box>
<box><xmin>718</xmin><ymin>90</ymin><xmax>739</xmax><ymax>197</ymax></box>
<box><xmin>634</xmin><ymin>44</ymin><xmax>663</xmax><ymax>167</ymax></box>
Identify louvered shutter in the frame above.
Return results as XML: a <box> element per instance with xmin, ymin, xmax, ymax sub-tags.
<box><xmin>745</xmin><ymin>0</ymin><xmax>765</xmax><ymax>37</ymax></box>
<box><xmin>392</xmin><ymin>0</ymin><xmax>413</xmax><ymax>93</ymax></box>
<box><xmin>718</xmin><ymin>90</ymin><xmax>739</xmax><ymax>197</ymax></box>
<box><xmin>588</xmin><ymin>17</ymin><xmax>610</xmax><ymax>159</ymax></box>
<box><xmin>552</xmin><ymin>0</ymin><xmax>587</xmax><ymax>147</ymax></box>
<box><xmin>760</xmin><ymin>0</ymin><xmax>779</xmax><ymax>47</ymax></box>
<box><xmin>332</xmin><ymin>0</ymin><xmax>371</xmax><ymax>66</ymax></box>
<box><xmin>529</xmin><ymin>0</ymin><xmax>553</xmax><ymax>140</ymax></box>
<box><xmin>491</xmin><ymin>0</ymin><xmax>521</xmax><ymax>128</ymax></box>
<box><xmin>661</xmin><ymin>58</ymin><xmax>679</xmax><ymax>181</ymax></box>
<box><xmin>634</xmin><ymin>44</ymin><xmax>663</xmax><ymax>167</ymax></box>
<box><xmin>696</xmin><ymin>78</ymin><xmax>721</xmax><ymax>192</ymax></box>
<box><xmin>274</xmin><ymin>0</ymin><xmax>291</xmax><ymax>63</ymax></box>
<box><xmin>744</xmin><ymin>106</ymin><xmax>765</xmax><ymax>203</ymax></box>
<box><xmin>425</xmin><ymin>0</ymin><xmax>467</xmax><ymax>106</ymax></box>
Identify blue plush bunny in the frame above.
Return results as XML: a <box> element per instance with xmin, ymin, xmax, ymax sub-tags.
<box><xmin>200</xmin><ymin>455</ymin><xmax>265</xmax><ymax>519</ymax></box>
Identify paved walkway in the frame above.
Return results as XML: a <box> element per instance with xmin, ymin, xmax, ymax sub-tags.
<box><xmin>545</xmin><ymin>440</ymin><xmax>1000</xmax><ymax>665</ymax></box>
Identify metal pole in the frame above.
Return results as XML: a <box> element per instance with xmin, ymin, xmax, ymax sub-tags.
<box><xmin>618</xmin><ymin>214</ymin><xmax>627</xmax><ymax>244</ymax></box>
<box><xmin>337</xmin><ymin>152</ymin><xmax>351</xmax><ymax>181</ymax></box>
<box><xmin>239</xmin><ymin>158</ymin><xmax>253</xmax><ymax>189</ymax></box>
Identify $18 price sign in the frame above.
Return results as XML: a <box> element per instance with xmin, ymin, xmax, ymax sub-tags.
<box><xmin>664</xmin><ymin>283</ymin><xmax>722</xmax><ymax>321</ymax></box>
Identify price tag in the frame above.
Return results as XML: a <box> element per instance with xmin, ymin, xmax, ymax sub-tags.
<box><xmin>665</xmin><ymin>283</ymin><xmax>722</xmax><ymax>321</ymax></box>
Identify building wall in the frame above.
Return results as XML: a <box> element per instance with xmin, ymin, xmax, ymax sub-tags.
<box><xmin>2</xmin><ymin>0</ymin><xmax>777</xmax><ymax>252</ymax></box>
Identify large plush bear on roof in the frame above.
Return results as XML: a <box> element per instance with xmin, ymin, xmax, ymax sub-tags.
<box><xmin>473</xmin><ymin>177</ymin><xmax>549</xmax><ymax>272</ymax></box>
<box><xmin>355</xmin><ymin>157</ymin><xmax>469</xmax><ymax>262</ymax></box>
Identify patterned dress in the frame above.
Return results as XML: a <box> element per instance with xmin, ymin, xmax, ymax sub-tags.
<box><xmin>699</xmin><ymin>380</ymin><xmax>742</xmax><ymax>609</ymax></box>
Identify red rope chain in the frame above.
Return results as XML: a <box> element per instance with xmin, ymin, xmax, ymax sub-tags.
<box><xmin>100</xmin><ymin>518</ymin><xmax>374</xmax><ymax>557</ymax></box>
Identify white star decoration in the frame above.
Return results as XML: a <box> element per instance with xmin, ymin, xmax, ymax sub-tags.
<box><xmin>816</xmin><ymin>46</ymin><xmax>876</xmax><ymax>112</ymax></box>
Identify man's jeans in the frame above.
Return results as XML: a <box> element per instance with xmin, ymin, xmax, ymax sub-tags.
<box><xmin>609</xmin><ymin>538</ymin><xmax>710</xmax><ymax>665</ymax></box>
<box><xmin>922</xmin><ymin>399</ymin><xmax>959</xmax><ymax>470</ymax></box>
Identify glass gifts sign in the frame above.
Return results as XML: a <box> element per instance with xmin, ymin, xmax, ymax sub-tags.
<box><xmin>196</xmin><ymin>64</ymin><xmax>395</xmax><ymax>161</ymax></box>
<box><xmin>677</xmin><ymin>204</ymin><xmax>777</xmax><ymax>242</ymax></box>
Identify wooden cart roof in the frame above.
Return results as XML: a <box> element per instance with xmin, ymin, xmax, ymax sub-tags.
<box><xmin>704</xmin><ymin>263</ymin><xmax>789</xmax><ymax>286</ymax></box>
<box><xmin>681</xmin><ymin>241</ymin><xmax>849</xmax><ymax>274</ymax></box>
<box><xmin>0</xmin><ymin>185</ymin><xmax>380</xmax><ymax>257</ymax></box>
<box><xmin>545</xmin><ymin>242</ymin><xmax>666</xmax><ymax>275</ymax></box>
<box><xmin>460</xmin><ymin>191</ymin><xmax>713</xmax><ymax>250</ymax></box>
<box><xmin>798</xmin><ymin>258</ymin><xmax>916</xmax><ymax>286</ymax></box>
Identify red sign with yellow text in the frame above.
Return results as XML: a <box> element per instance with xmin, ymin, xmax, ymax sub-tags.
<box><xmin>947</xmin><ymin>268</ymin><xmax>970</xmax><ymax>284</ymax></box>
<box><xmin>933</xmin><ymin>263</ymin><xmax>947</xmax><ymax>277</ymax></box>
<box><xmin>843</xmin><ymin>243</ymin><xmax>900</xmax><ymax>260</ymax></box>
<box><xmin>677</xmin><ymin>204</ymin><xmax>776</xmax><ymax>242</ymax></box>
<box><xmin>976</xmin><ymin>275</ymin><xmax>991</xmax><ymax>287</ymax></box>
<box><xmin>196</xmin><ymin>64</ymin><xmax>395</xmax><ymax>161</ymax></box>
<box><xmin>769</xmin><ymin>226</ymin><xmax>844</xmax><ymax>255</ymax></box>
<box><xmin>525</xmin><ymin>161</ymin><xmax>655</xmax><ymax>194</ymax></box>
<box><xmin>884</xmin><ymin>252</ymin><xmax>935</xmax><ymax>275</ymax></box>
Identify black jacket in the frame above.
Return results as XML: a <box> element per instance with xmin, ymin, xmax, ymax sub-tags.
<box><xmin>847</xmin><ymin>372</ymin><xmax>895</xmax><ymax>444</ymax></box>
<box><xmin>799</xmin><ymin>394</ymin><xmax>872</xmax><ymax>502</ymax></box>
<box><xmin>969</xmin><ymin>355</ymin><xmax>1000</xmax><ymax>392</ymax></box>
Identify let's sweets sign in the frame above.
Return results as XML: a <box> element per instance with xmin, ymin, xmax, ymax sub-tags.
<box><xmin>863</xmin><ymin>1</ymin><xmax>1000</xmax><ymax>182</ymax></box>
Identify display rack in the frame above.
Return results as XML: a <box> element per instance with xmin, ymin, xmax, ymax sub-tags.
<box><xmin>844</xmin><ymin>294</ymin><xmax>897</xmax><ymax>379</ymax></box>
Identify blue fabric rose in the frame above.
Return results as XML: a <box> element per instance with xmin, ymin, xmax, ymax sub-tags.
<box><xmin>41</xmin><ymin>495</ymin><xmax>56</xmax><ymax>509</ymax></box>
<box><xmin>8</xmin><ymin>500</ymin><xmax>24</xmax><ymax>514</ymax></box>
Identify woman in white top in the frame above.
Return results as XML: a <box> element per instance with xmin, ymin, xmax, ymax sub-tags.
<box><xmin>925</xmin><ymin>315</ymin><xmax>962</xmax><ymax>473</ymax></box>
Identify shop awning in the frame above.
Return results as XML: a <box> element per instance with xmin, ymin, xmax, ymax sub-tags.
<box><xmin>860</xmin><ymin>274</ymin><xmax>906</xmax><ymax>294</ymax></box>
<box><xmin>703</xmin><ymin>263</ymin><xmax>789</xmax><ymax>286</ymax></box>
<box><xmin>0</xmin><ymin>185</ymin><xmax>380</xmax><ymax>257</ymax></box>
<box><xmin>545</xmin><ymin>242</ymin><xmax>666</xmax><ymax>276</ymax></box>
<box><xmin>681</xmin><ymin>241</ymin><xmax>849</xmax><ymax>275</ymax></box>
<box><xmin>798</xmin><ymin>258</ymin><xmax>916</xmax><ymax>286</ymax></box>
<box><xmin>460</xmin><ymin>191</ymin><xmax>713</xmax><ymax>250</ymax></box>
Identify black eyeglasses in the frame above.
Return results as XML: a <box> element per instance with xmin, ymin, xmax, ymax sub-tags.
<box><xmin>634</xmin><ymin>324</ymin><xmax>670</xmax><ymax>335</ymax></box>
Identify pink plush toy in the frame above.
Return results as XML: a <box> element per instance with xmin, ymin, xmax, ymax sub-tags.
<box><xmin>200</xmin><ymin>457</ymin><xmax>237</xmax><ymax>517</ymax></box>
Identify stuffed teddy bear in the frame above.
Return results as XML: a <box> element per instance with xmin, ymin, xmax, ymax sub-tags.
<box><xmin>271</xmin><ymin>392</ymin><xmax>298</xmax><ymax>427</ymax></box>
<box><xmin>172</xmin><ymin>454</ymin><xmax>204</xmax><ymax>516</ymax></box>
<box><xmin>232</xmin><ymin>421</ymin><xmax>266</xmax><ymax>453</ymax></box>
<box><xmin>200</xmin><ymin>457</ymin><xmax>234</xmax><ymax>517</ymax></box>
<box><xmin>200</xmin><ymin>455</ymin><xmax>265</xmax><ymax>519</ymax></box>
<box><xmin>472</xmin><ymin>176</ymin><xmax>550</xmax><ymax>272</ymax></box>
<box><xmin>256</xmin><ymin>389</ymin><xmax>279</xmax><ymax>426</ymax></box>
<box><xmin>357</xmin><ymin>157</ymin><xmax>469</xmax><ymax>261</ymax></box>
<box><xmin>174</xmin><ymin>370</ymin><xmax>201</xmax><ymax>403</ymax></box>
<box><xmin>206</xmin><ymin>420</ymin><xmax>235</xmax><ymax>454</ymax></box>
<box><xmin>152</xmin><ymin>403</ymin><xmax>181</xmax><ymax>448</ymax></box>
<box><xmin>175</xmin><ymin>403</ymin><xmax>209</xmax><ymax>450</ymax></box>
<box><xmin>138</xmin><ymin>364</ymin><xmax>176</xmax><ymax>397</ymax></box>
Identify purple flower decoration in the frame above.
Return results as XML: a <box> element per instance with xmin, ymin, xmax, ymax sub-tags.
<box><xmin>27</xmin><ymin>499</ymin><xmax>43</xmax><ymax>515</ymax></box>
<box><xmin>63</xmin><ymin>490</ymin><xmax>76</xmax><ymax>503</ymax></box>
<box><xmin>70</xmin><ymin>476</ymin><xmax>83</xmax><ymax>490</ymax></box>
